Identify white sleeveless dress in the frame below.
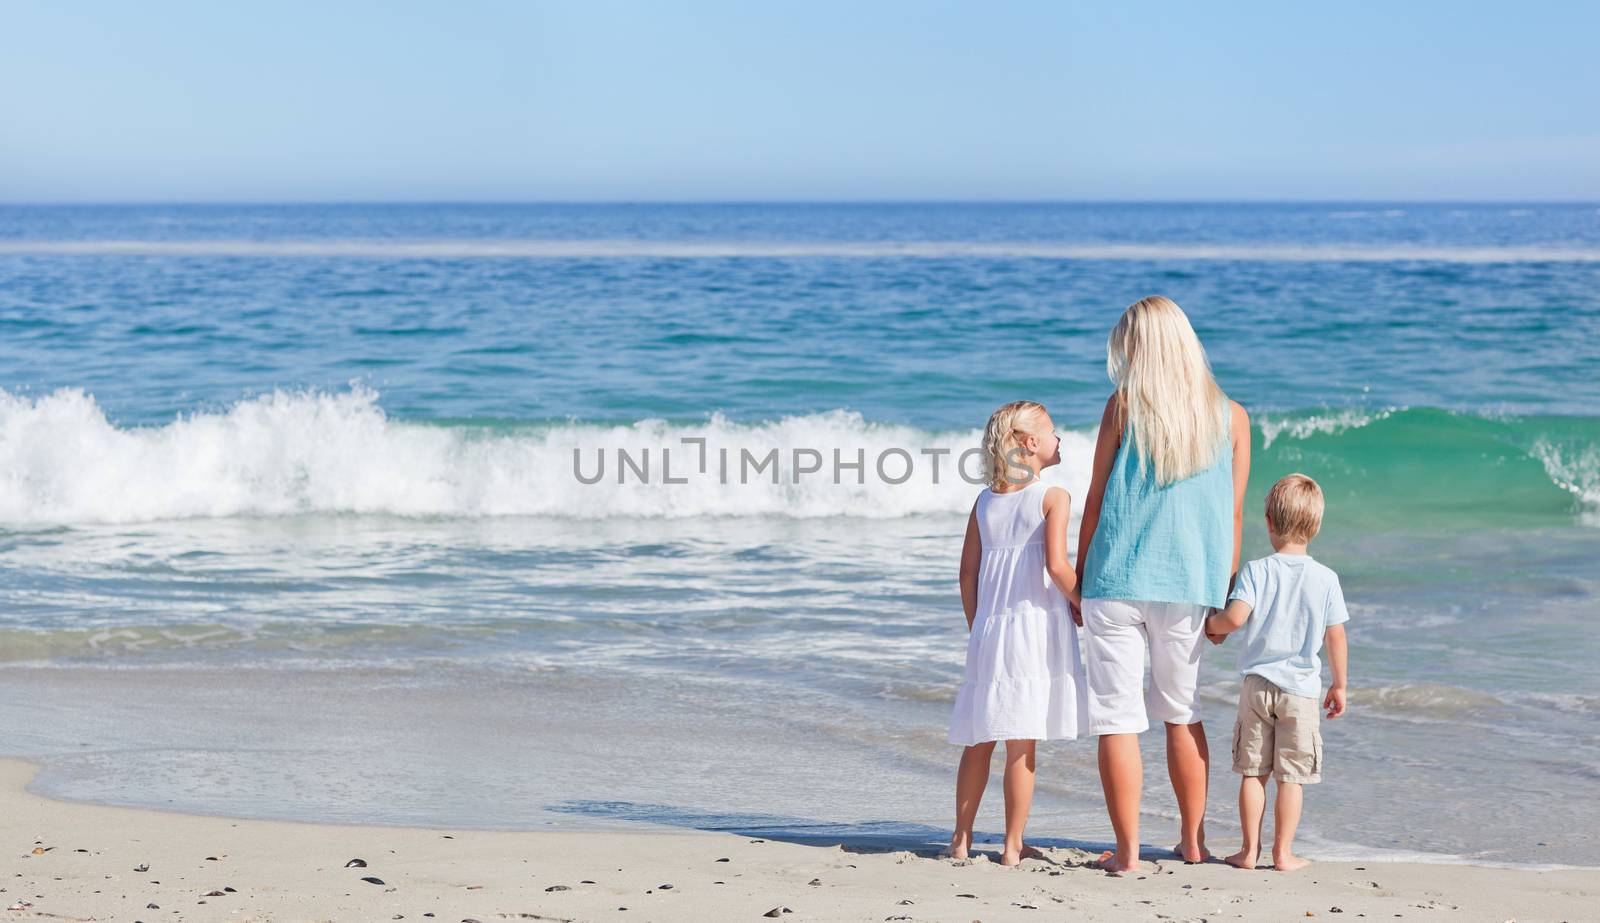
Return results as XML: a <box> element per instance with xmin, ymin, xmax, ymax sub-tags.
<box><xmin>948</xmin><ymin>480</ymin><xmax>1088</xmax><ymax>745</ymax></box>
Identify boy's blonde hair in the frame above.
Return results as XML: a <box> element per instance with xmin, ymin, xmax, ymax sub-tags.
<box><xmin>1265</xmin><ymin>473</ymin><xmax>1324</xmax><ymax>542</ymax></box>
<box><xmin>1107</xmin><ymin>295</ymin><xmax>1230</xmax><ymax>485</ymax></box>
<box><xmin>982</xmin><ymin>400</ymin><xmax>1048</xmax><ymax>490</ymax></box>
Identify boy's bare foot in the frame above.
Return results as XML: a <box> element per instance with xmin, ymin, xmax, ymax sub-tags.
<box><xmin>1090</xmin><ymin>849</ymin><xmax>1140</xmax><ymax>874</ymax></box>
<box><xmin>1223</xmin><ymin>847</ymin><xmax>1258</xmax><ymax>870</ymax></box>
<box><xmin>1174</xmin><ymin>841</ymin><xmax>1212</xmax><ymax>863</ymax></box>
<box><xmin>999</xmin><ymin>844</ymin><xmax>1045</xmax><ymax>866</ymax></box>
<box><xmin>1272</xmin><ymin>852</ymin><xmax>1311</xmax><ymax>872</ymax></box>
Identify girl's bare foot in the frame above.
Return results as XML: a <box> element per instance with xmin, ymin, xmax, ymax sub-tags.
<box><xmin>1091</xmin><ymin>849</ymin><xmax>1140</xmax><ymax>874</ymax></box>
<box><xmin>999</xmin><ymin>844</ymin><xmax>1045</xmax><ymax>866</ymax></box>
<box><xmin>1174</xmin><ymin>841</ymin><xmax>1212</xmax><ymax>863</ymax></box>
<box><xmin>1273</xmin><ymin>852</ymin><xmax>1310</xmax><ymax>872</ymax></box>
<box><xmin>1223</xmin><ymin>847</ymin><xmax>1258</xmax><ymax>870</ymax></box>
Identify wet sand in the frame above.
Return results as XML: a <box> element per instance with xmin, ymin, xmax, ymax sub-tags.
<box><xmin>2</xmin><ymin>757</ymin><xmax>1594</xmax><ymax>922</ymax></box>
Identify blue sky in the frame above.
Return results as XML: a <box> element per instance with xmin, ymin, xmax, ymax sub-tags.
<box><xmin>2</xmin><ymin>1</ymin><xmax>1596</xmax><ymax>202</ymax></box>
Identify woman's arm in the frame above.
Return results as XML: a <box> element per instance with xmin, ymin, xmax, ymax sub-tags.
<box><xmin>1042</xmin><ymin>486</ymin><xmax>1080</xmax><ymax>623</ymax></box>
<box><xmin>959</xmin><ymin>502</ymin><xmax>981</xmax><ymax>630</ymax></box>
<box><xmin>1228</xmin><ymin>400</ymin><xmax>1252</xmax><ymax>583</ymax></box>
<box><xmin>1073</xmin><ymin>394</ymin><xmax>1123</xmax><ymax>603</ymax></box>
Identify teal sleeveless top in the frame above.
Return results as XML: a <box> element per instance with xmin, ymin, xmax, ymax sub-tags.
<box><xmin>1082</xmin><ymin>419</ymin><xmax>1235</xmax><ymax>609</ymax></box>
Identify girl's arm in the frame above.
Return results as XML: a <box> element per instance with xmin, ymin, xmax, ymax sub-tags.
<box><xmin>1041</xmin><ymin>486</ymin><xmax>1080</xmax><ymax>624</ymax></box>
<box><xmin>959</xmin><ymin>501</ymin><xmax>981</xmax><ymax>630</ymax></box>
<box><xmin>1227</xmin><ymin>400</ymin><xmax>1252</xmax><ymax>585</ymax></box>
<box><xmin>1073</xmin><ymin>394</ymin><xmax>1123</xmax><ymax>610</ymax></box>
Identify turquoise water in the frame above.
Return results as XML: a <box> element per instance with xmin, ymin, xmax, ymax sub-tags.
<box><xmin>0</xmin><ymin>204</ymin><xmax>1596</xmax><ymax>865</ymax></box>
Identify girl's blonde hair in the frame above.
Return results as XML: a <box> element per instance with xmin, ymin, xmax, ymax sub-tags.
<box><xmin>1107</xmin><ymin>295</ymin><xmax>1229</xmax><ymax>485</ymax></box>
<box><xmin>982</xmin><ymin>400</ymin><xmax>1049</xmax><ymax>491</ymax></box>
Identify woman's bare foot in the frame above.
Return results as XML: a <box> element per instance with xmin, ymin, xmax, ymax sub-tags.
<box><xmin>1091</xmin><ymin>848</ymin><xmax>1140</xmax><ymax>874</ymax></box>
<box><xmin>1223</xmin><ymin>847</ymin><xmax>1258</xmax><ymax>870</ymax></box>
<box><xmin>1174</xmin><ymin>841</ymin><xmax>1212</xmax><ymax>864</ymax></box>
<box><xmin>999</xmin><ymin>844</ymin><xmax>1045</xmax><ymax>866</ymax></box>
<box><xmin>940</xmin><ymin>833</ymin><xmax>971</xmax><ymax>860</ymax></box>
<box><xmin>1272</xmin><ymin>852</ymin><xmax>1311</xmax><ymax>872</ymax></box>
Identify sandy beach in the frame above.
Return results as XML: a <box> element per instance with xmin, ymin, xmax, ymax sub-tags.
<box><xmin>3</xmin><ymin>758</ymin><xmax>1594</xmax><ymax>923</ymax></box>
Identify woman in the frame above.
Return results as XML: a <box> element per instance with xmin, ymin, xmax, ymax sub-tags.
<box><xmin>1072</xmin><ymin>295</ymin><xmax>1250</xmax><ymax>872</ymax></box>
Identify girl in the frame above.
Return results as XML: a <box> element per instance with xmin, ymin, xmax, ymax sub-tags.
<box><xmin>947</xmin><ymin>400</ymin><xmax>1088</xmax><ymax>865</ymax></box>
<box><xmin>1073</xmin><ymin>295</ymin><xmax>1251</xmax><ymax>872</ymax></box>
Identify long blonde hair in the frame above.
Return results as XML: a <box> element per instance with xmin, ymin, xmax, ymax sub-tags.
<box><xmin>1107</xmin><ymin>295</ymin><xmax>1229</xmax><ymax>485</ymax></box>
<box><xmin>982</xmin><ymin>400</ymin><xmax>1048</xmax><ymax>491</ymax></box>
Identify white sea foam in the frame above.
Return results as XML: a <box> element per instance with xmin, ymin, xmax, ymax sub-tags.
<box><xmin>1360</xmin><ymin>682</ymin><xmax>1506</xmax><ymax>718</ymax></box>
<box><xmin>1510</xmin><ymin>692</ymin><xmax>1600</xmax><ymax>716</ymax></box>
<box><xmin>4</xmin><ymin>238</ymin><xmax>1600</xmax><ymax>262</ymax></box>
<box><xmin>0</xmin><ymin>387</ymin><xmax>1094</xmax><ymax>525</ymax></box>
<box><xmin>1325</xmin><ymin>209</ymin><xmax>1410</xmax><ymax>219</ymax></box>
<box><xmin>1531</xmin><ymin>437</ymin><xmax>1600</xmax><ymax>522</ymax></box>
<box><xmin>1292</xmin><ymin>832</ymin><xmax>1593</xmax><ymax>870</ymax></box>
<box><xmin>1257</xmin><ymin>407</ymin><xmax>1398</xmax><ymax>449</ymax></box>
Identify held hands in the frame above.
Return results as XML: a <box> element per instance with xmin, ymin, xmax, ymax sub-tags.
<box><xmin>1067</xmin><ymin>588</ymin><xmax>1083</xmax><ymax>627</ymax></box>
<box><xmin>1324</xmin><ymin>685</ymin><xmax>1347</xmax><ymax>719</ymax></box>
<box><xmin>1203</xmin><ymin>611</ymin><xmax>1228</xmax><ymax>645</ymax></box>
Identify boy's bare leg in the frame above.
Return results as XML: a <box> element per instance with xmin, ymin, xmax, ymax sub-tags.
<box><xmin>1166</xmin><ymin>721</ymin><xmax>1212</xmax><ymax>862</ymax></box>
<box><xmin>1225</xmin><ymin>775</ymin><xmax>1268</xmax><ymax>869</ymax></box>
<box><xmin>1000</xmin><ymin>739</ymin><xmax>1039</xmax><ymax>866</ymax></box>
<box><xmin>949</xmin><ymin>742</ymin><xmax>996</xmax><ymax>858</ymax></box>
<box><xmin>1272</xmin><ymin>780</ymin><xmax>1310</xmax><ymax>871</ymax></box>
<box><xmin>1095</xmin><ymin>733</ymin><xmax>1143</xmax><ymax>872</ymax></box>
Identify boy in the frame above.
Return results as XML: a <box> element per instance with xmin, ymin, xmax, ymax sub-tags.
<box><xmin>1204</xmin><ymin>473</ymin><xmax>1349</xmax><ymax>872</ymax></box>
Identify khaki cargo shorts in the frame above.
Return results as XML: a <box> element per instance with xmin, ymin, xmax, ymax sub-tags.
<box><xmin>1232</xmin><ymin>673</ymin><xmax>1323</xmax><ymax>784</ymax></box>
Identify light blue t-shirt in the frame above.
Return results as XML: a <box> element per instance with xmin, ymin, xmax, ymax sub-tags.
<box><xmin>1227</xmin><ymin>552</ymin><xmax>1350</xmax><ymax>699</ymax></box>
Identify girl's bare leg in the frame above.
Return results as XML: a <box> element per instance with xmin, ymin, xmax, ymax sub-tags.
<box><xmin>1096</xmin><ymin>733</ymin><xmax>1143</xmax><ymax>871</ymax></box>
<box><xmin>1272</xmin><ymin>781</ymin><xmax>1310</xmax><ymax>871</ymax></box>
<box><xmin>1000</xmin><ymin>739</ymin><xmax>1037</xmax><ymax>865</ymax></box>
<box><xmin>949</xmin><ymin>741</ymin><xmax>995</xmax><ymax>858</ymax></box>
<box><xmin>1166</xmin><ymin>721</ymin><xmax>1212</xmax><ymax>862</ymax></box>
<box><xmin>1225</xmin><ymin>775</ymin><xmax>1268</xmax><ymax>869</ymax></box>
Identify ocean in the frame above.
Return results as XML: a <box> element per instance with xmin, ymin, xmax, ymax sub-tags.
<box><xmin>1</xmin><ymin>203</ymin><xmax>1596</xmax><ymax>866</ymax></box>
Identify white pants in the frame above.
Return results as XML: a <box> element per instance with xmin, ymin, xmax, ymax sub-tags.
<box><xmin>1081</xmin><ymin>598</ymin><xmax>1207</xmax><ymax>735</ymax></box>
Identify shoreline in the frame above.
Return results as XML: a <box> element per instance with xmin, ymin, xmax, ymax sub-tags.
<box><xmin>14</xmin><ymin>750</ymin><xmax>1587</xmax><ymax>874</ymax></box>
<box><xmin>5</xmin><ymin>657</ymin><xmax>1596</xmax><ymax>871</ymax></box>
<box><xmin>4</xmin><ymin>757</ymin><xmax>1595</xmax><ymax>923</ymax></box>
